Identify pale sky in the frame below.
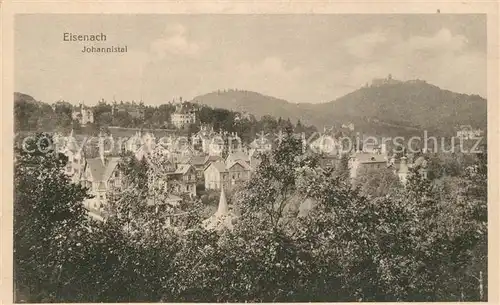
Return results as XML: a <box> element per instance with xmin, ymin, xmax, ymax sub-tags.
<box><xmin>15</xmin><ymin>14</ymin><xmax>486</xmax><ymax>105</ymax></box>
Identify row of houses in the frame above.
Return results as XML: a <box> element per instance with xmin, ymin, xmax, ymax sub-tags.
<box><xmin>55</xmin><ymin>125</ymin><xmax>432</xmax><ymax>221</ymax></box>
<box><xmin>55</xmin><ymin>129</ymin><xmax>267</xmax><ymax>217</ymax></box>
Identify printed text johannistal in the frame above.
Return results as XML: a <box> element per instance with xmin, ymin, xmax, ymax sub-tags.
<box><xmin>81</xmin><ymin>46</ymin><xmax>128</xmax><ymax>53</ymax></box>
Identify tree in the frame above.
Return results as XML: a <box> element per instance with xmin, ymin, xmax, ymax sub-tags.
<box><xmin>354</xmin><ymin>165</ymin><xmax>402</xmax><ymax>198</ymax></box>
<box><xmin>238</xmin><ymin>127</ymin><xmax>318</xmax><ymax>229</ymax></box>
<box><xmin>14</xmin><ymin>133</ymin><xmax>92</xmax><ymax>302</ymax></box>
<box><xmin>52</xmin><ymin>100</ymin><xmax>73</xmax><ymax>131</ymax></box>
<box><xmin>295</xmin><ymin>119</ymin><xmax>304</xmax><ymax>133</ymax></box>
<box><xmin>97</xmin><ymin>112</ymin><xmax>113</xmax><ymax>126</ymax></box>
<box><xmin>333</xmin><ymin>153</ymin><xmax>350</xmax><ymax>181</ymax></box>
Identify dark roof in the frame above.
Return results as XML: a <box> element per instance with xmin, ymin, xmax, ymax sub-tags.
<box><xmin>86</xmin><ymin>157</ymin><xmax>120</xmax><ymax>182</ymax></box>
<box><xmin>206</xmin><ymin>155</ymin><xmax>223</xmax><ymax>164</ymax></box>
<box><xmin>86</xmin><ymin>158</ymin><xmax>106</xmax><ymax>181</ymax></box>
<box><xmin>189</xmin><ymin>155</ymin><xmax>207</xmax><ymax>166</ymax></box>
<box><xmin>175</xmin><ymin>163</ymin><xmax>193</xmax><ymax>175</ymax></box>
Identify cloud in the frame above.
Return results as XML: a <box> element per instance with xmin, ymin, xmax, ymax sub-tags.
<box><xmin>150</xmin><ymin>24</ymin><xmax>201</xmax><ymax>59</ymax></box>
<box><xmin>344</xmin><ymin>30</ymin><xmax>388</xmax><ymax>59</ymax></box>
<box><xmin>405</xmin><ymin>28</ymin><xmax>468</xmax><ymax>53</ymax></box>
<box><xmin>235</xmin><ymin>57</ymin><xmax>302</xmax><ymax>84</ymax></box>
<box><xmin>221</xmin><ymin>56</ymin><xmax>304</xmax><ymax>98</ymax></box>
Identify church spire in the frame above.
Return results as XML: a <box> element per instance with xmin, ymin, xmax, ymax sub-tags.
<box><xmin>216</xmin><ymin>184</ymin><xmax>228</xmax><ymax>216</ymax></box>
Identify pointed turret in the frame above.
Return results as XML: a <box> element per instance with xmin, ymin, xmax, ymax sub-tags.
<box><xmin>202</xmin><ymin>183</ymin><xmax>237</xmax><ymax>231</ymax></box>
<box><xmin>216</xmin><ymin>184</ymin><xmax>228</xmax><ymax>216</ymax></box>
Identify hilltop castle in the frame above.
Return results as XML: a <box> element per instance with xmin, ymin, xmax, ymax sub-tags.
<box><xmin>370</xmin><ymin>74</ymin><xmax>402</xmax><ymax>87</ymax></box>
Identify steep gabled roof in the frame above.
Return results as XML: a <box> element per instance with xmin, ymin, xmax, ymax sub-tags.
<box><xmin>227</xmin><ymin>159</ymin><xmax>252</xmax><ymax>171</ymax></box>
<box><xmin>208</xmin><ymin>161</ymin><xmax>228</xmax><ymax>173</ymax></box>
<box><xmin>205</xmin><ymin>155</ymin><xmax>223</xmax><ymax>164</ymax></box>
<box><xmin>175</xmin><ymin>163</ymin><xmax>193</xmax><ymax>175</ymax></box>
<box><xmin>103</xmin><ymin>157</ymin><xmax>121</xmax><ymax>181</ymax></box>
<box><xmin>226</xmin><ymin>151</ymin><xmax>250</xmax><ymax>163</ymax></box>
<box><xmin>85</xmin><ymin>157</ymin><xmax>121</xmax><ymax>182</ymax></box>
<box><xmin>189</xmin><ymin>155</ymin><xmax>207</xmax><ymax>166</ymax></box>
<box><xmin>86</xmin><ymin>158</ymin><xmax>106</xmax><ymax>182</ymax></box>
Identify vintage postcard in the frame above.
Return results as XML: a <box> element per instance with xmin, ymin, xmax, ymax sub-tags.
<box><xmin>1</xmin><ymin>1</ymin><xmax>498</xmax><ymax>304</ymax></box>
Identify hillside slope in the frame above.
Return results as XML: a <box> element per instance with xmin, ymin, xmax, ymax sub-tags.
<box><xmin>191</xmin><ymin>82</ymin><xmax>486</xmax><ymax>136</ymax></box>
<box><xmin>316</xmin><ymin>80</ymin><xmax>486</xmax><ymax>135</ymax></box>
<box><xmin>190</xmin><ymin>90</ymin><xmax>319</xmax><ymax>125</ymax></box>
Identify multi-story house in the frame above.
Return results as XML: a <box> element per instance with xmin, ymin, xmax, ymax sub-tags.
<box><xmin>206</xmin><ymin>134</ymin><xmax>225</xmax><ymax>157</ymax></box>
<box><xmin>54</xmin><ymin>131</ymin><xmax>88</xmax><ymax>182</ymax></box>
<box><xmin>72</xmin><ymin>103</ymin><xmax>94</xmax><ymax>126</ymax></box>
<box><xmin>226</xmin><ymin>159</ymin><xmax>252</xmax><ymax>187</ymax></box>
<box><xmin>192</xmin><ymin>125</ymin><xmax>215</xmax><ymax>152</ymax></box>
<box><xmin>166</xmin><ymin>163</ymin><xmax>197</xmax><ymax>197</ymax></box>
<box><xmin>171</xmin><ymin>103</ymin><xmax>196</xmax><ymax>129</ymax></box>
<box><xmin>124</xmin><ymin>131</ymin><xmax>158</xmax><ymax>160</ymax></box>
<box><xmin>187</xmin><ymin>154</ymin><xmax>222</xmax><ymax>180</ymax></box>
<box><xmin>227</xmin><ymin>132</ymin><xmax>244</xmax><ymax>154</ymax></box>
<box><xmin>348</xmin><ymin>153</ymin><xmax>388</xmax><ymax>180</ymax></box>
<box><xmin>456</xmin><ymin>125</ymin><xmax>484</xmax><ymax>140</ymax></box>
<box><xmin>225</xmin><ymin>151</ymin><xmax>250</xmax><ymax>165</ymax></box>
<box><xmin>249</xmin><ymin>133</ymin><xmax>273</xmax><ymax>156</ymax></box>
<box><xmin>80</xmin><ymin>157</ymin><xmax>122</xmax><ymax>216</ymax></box>
<box><xmin>204</xmin><ymin>159</ymin><xmax>252</xmax><ymax>190</ymax></box>
<box><xmin>63</xmin><ymin>147</ymin><xmax>86</xmax><ymax>182</ymax></box>
<box><xmin>204</xmin><ymin>162</ymin><xmax>228</xmax><ymax>190</ymax></box>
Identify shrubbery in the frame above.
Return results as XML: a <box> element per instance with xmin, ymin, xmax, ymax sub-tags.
<box><xmin>14</xmin><ymin>132</ymin><xmax>487</xmax><ymax>302</ymax></box>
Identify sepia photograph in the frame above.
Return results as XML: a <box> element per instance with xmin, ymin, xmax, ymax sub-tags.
<box><xmin>10</xmin><ymin>12</ymin><xmax>491</xmax><ymax>302</ymax></box>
